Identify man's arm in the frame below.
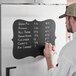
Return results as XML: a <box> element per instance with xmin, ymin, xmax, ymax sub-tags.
<box><xmin>44</xmin><ymin>43</ymin><xmax>54</xmax><ymax>70</ymax></box>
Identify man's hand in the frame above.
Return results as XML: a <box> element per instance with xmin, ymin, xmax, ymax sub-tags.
<box><xmin>44</xmin><ymin>43</ymin><xmax>54</xmax><ymax>70</ymax></box>
<box><xmin>44</xmin><ymin>43</ymin><xmax>53</xmax><ymax>58</ymax></box>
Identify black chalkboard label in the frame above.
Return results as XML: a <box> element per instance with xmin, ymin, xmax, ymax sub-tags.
<box><xmin>12</xmin><ymin>19</ymin><xmax>56</xmax><ymax>59</ymax></box>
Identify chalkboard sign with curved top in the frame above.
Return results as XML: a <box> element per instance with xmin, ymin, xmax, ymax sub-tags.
<box><xmin>12</xmin><ymin>19</ymin><xmax>56</xmax><ymax>59</ymax></box>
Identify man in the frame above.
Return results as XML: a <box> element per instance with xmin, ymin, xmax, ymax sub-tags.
<box><xmin>44</xmin><ymin>3</ymin><xmax>76</xmax><ymax>76</ymax></box>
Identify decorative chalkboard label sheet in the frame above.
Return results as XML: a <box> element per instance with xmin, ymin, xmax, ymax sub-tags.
<box><xmin>12</xmin><ymin>19</ymin><xmax>56</xmax><ymax>59</ymax></box>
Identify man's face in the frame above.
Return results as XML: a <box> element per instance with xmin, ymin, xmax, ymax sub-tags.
<box><xmin>65</xmin><ymin>16</ymin><xmax>73</xmax><ymax>33</ymax></box>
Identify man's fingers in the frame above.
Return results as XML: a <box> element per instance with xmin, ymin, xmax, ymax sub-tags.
<box><xmin>45</xmin><ymin>43</ymin><xmax>52</xmax><ymax>49</ymax></box>
<box><xmin>49</xmin><ymin>43</ymin><xmax>52</xmax><ymax>47</ymax></box>
<box><xmin>48</xmin><ymin>43</ymin><xmax>52</xmax><ymax>50</ymax></box>
<box><xmin>45</xmin><ymin>43</ymin><xmax>49</xmax><ymax>49</ymax></box>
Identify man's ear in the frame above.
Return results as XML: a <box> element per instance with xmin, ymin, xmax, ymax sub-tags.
<box><xmin>70</xmin><ymin>16</ymin><xmax>75</xmax><ymax>25</ymax></box>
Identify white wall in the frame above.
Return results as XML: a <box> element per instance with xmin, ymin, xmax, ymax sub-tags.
<box><xmin>0</xmin><ymin>0</ymin><xmax>66</xmax><ymax>4</ymax></box>
<box><xmin>0</xmin><ymin>0</ymin><xmax>34</xmax><ymax>3</ymax></box>
<box><xmin>1</xmin><ymin>5</ymin><xmax>66</xmax><ymax>76</ymax></box>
